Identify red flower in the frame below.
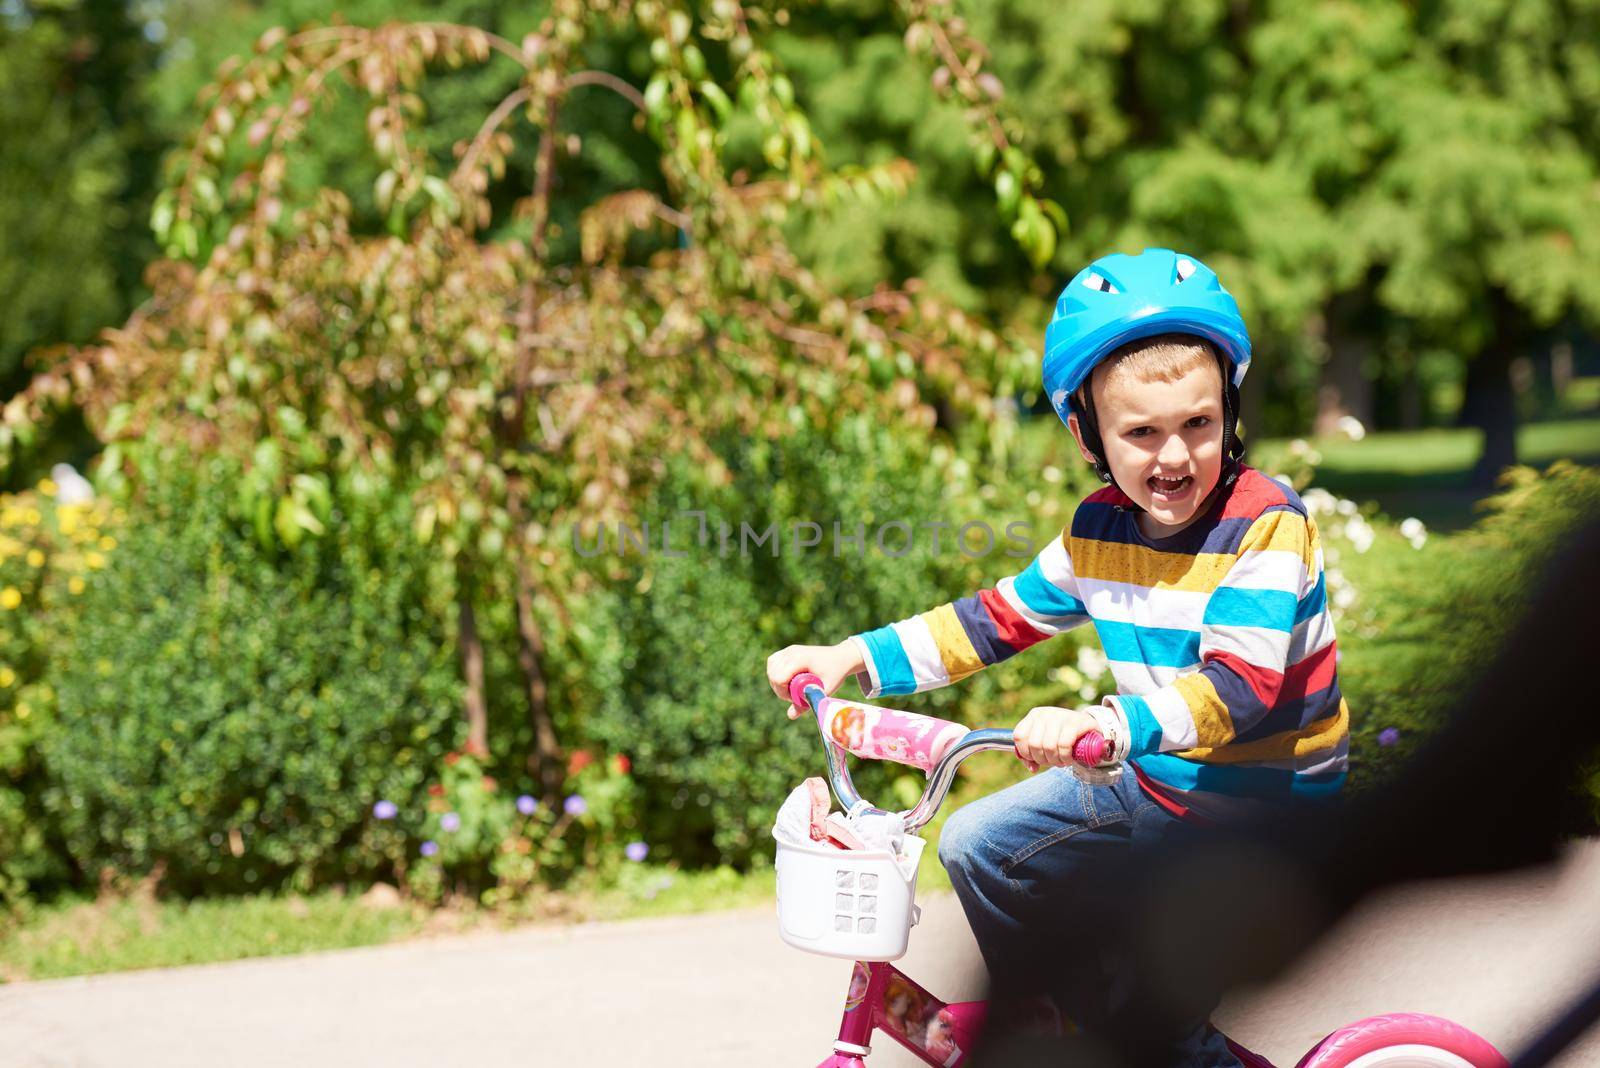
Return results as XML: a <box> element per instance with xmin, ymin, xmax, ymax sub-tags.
<box><xmin>567</xmin><ymin>749</ymin><xmax>594</xmax><ymax>775</ymax></box>
<box><xmin>444</xmin><ymin>751</ymin><xmax>460</xmax><ymax>767</ymax></box>
<box><xmin>481</xmin><ymin>775</ymin><xmax>498</xmax><ymax>792</ymax></box>
<box><xmin>428</xmin><ymin>783</ymin><xmax>445</xmax><ymax>797</ymax></box>
<box><xmin>612</xmin><ymin>754</ymin><xmax>631</xmax><ymax>776</ymax></box>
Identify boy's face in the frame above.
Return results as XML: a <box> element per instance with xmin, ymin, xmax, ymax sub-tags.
<box><xmin>1069</xmin><ymin>358</ymin><xmax>1226</xmax><ymax>532</ymax></box>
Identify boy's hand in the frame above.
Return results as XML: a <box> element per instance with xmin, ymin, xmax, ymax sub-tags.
<box><xmin>767</xmin><ymin>641</ymin><xmax>865</xmax><ymax>719</ymax></box>
<box><xmin>1013</xmin><ymin>705</ymin><xmax>1102</xmax><ymax>773</ymax></box>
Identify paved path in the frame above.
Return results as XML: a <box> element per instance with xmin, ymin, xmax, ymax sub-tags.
<box><xmin>3</xmin><ymin>839</ymin><xmax>1598</xmax><ymax>1067</ymax></box>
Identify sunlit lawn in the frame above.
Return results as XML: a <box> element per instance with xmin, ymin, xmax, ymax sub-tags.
<box><xmin>0</xmin><ymin>891</ymin><xmax>425</xmax><ymax>982</ymax></box>
<box><xmin>1252</xmin><ymin>413</ymin><xmax>1600</xmax><ymax>530</ymax></box>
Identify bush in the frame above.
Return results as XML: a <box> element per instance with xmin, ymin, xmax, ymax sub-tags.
<box><xmin>40</xmin><ymin>459</ymin><xmax>461</xmax><ymax>895</ymax></box>
<box><xmin>0</xmin><ymin>476</ymin><xmax>115</xmax><ymax>909</ymax></box>
<box><xmin>582</xmin><ymin>414</ymin><xmax>1103</xmax><ymax>866</ymax></box>
<box><xmin>1336</xmin><ymin>461</ymin><xmax>1600</xmax><ymax>814</ymax></box>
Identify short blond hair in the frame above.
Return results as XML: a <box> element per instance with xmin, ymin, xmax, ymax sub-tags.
<box><xmin>1075</xmin><ymin>333</ymin><xmax>1221</xmax><ymax>408</ymax></box>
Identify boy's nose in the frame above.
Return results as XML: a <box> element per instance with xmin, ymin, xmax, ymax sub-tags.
<box><xmin>1157</xmin><ymin>434</ymin><xmax>1189</xmax><ymax>468</ymax></box>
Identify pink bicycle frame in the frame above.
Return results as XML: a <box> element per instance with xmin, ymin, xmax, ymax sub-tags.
<box><xmin>819</xmin><ymin>960</ymin><xmax>989</xmax><ymax>1068</ymax></box>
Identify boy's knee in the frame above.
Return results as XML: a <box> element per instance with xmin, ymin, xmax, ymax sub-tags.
<box><xmin>937</xmin><ymin>800</ymin><xmax>998</xmax><ymax>876</ymax></box>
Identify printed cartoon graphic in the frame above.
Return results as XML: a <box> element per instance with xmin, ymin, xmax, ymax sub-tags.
<box><xmin>830</xmin><ymin>703</ymin><xmax>867</xmax><ymax>751</ymax></box>
<box><xmin>844</xmin><ymin>961</ymin><xmax>871</xmax><ymax>1012</ymax></box>
<box><xmin>822</xmin><ymin>698</ymin><xmax>968</xmax><ymax>771</ymax></box>
<box><xmin>882</xmin><ymin>975</ymin><xmax>927</xmax><ymax>1042</ymax></box>
<box><xmin>881</xmin><ymin>974</ymin><xmax>957</xmax><ymax>1055</ymax></box>
<box><xmin>924</xmin><ymin>1008</ymin><xmax>960</xmax><ymax>1061</ymax></box>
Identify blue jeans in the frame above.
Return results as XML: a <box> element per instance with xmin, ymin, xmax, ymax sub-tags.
<box><xmin>938</xmin><ymin>766</ymin><xmax>1243</xmax><ymax>1067</ymax></box>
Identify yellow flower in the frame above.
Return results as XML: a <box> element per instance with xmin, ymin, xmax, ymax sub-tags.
<box><xmin>85</xmin><ymin>551</ymin><xmax>106</xmax><ymax>570</ymax></box>
<box><xmin>68</xmin><ymin>576</ymin><xmax>85</xmax><ymax>595</ymax></box>
<box><xmin>0</xmin><ymin>588</ymin><xmax>19</xmax><ymax>609</ymax></box>
<box><xmin>37</xmin><ymin>478</ymin><xmax>57</xmax><ymax>497</ymax></box>
<box><xmin>23</xmin><ymin>508</ymin><xmax>41</xmax><ymax>526</ymax></box>
<box><xmin>98</xmin><ymin>535</ymin><xmax>116</xmax><ymax>551</ymax></box>
<box><xmin>16</xmin><ymin>702</ymin><xmax>30</xmax><ymax>721</ymax></box>
<box><xmin>0</xmin><ymin>667</ymin><xmax>14</xmax><ymax>688</ymax></box>
<box><xmin>26</xmin><ymin>549</ymin><xmax>44</xmax><ymax>567</ymax></box>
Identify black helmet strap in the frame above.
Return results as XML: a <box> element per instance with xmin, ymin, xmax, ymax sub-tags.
<box><xmin>1068</xmin><ymin>352</ymin><xmax>1246</xmax><ymax>510</ymax></box>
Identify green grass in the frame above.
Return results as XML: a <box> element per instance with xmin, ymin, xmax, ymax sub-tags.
<box><xmin>589</xmin><ymin>863</ymin><xmax>776</xmax><ymax>921</ymax></box>
<box><xmin>1251</xmin><ymin>414</ymin><xmax>1600</xmax><ymax>530</ymax></box>
<box><xmin>0</xmin><ymin>867</ymin><xmax>794</xmax><ymax>981</ymax></box>
<box><xmin>0</xmin><ymin>890</ymin><xmax>426</xmax><ymax>982</ymax></box>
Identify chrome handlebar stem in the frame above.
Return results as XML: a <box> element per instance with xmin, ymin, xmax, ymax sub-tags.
<box><xmin>799</xmin><ymin>683</ymin><xmax>1016</xmax><ymax>833</ymax></box>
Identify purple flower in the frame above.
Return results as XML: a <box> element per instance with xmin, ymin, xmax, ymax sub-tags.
<box><xmin>372</xmin><ymin>800</ymin><xmax>397</xmax><ymax>820</ymax></box>
<box><xmin>440</xmin><ymin>812</ymin><xmax>461</xmax><ymax>833</ymax></box>
<box><xmin>563</xmin><ymin>794</ymin><xmax>587</xmax><ymax>817</ymax></box>
<box><xmin>420</xmin><ymin>840</ymin><xmax>439</xmax><ymax>857</ymax></box>
<box><xmin>1378</xmin><ymin>727</ymin><xmax>1401</xmax><ymax>748</ymax></box>
<box><xmin>624</xmin><ymin>841</ymin><xmax>649</xmax><ymax>863</ymax></box>
<box><xmin>516</xmin><ymin>794</ymin><xmax>539</xmax><ymax>816</ymax></box>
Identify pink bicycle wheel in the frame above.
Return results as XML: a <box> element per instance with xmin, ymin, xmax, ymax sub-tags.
<box><xmin>1295</xmin><ymin>1012</ymin><xmax>1508</xmax><ymax>1068</ymax></box>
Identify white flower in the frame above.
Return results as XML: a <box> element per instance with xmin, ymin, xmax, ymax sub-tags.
<box><xmin>1336</xmin><ymin>498</ymin><xmax>1358</xmax><ymax>517</ymax></box>
<box><xmin>1076</xmin><ymin>645</ymin><xmax>1108</xmax><ymax>680</ymax></box>
<box><xmin>1333</xmin><ymin>585</ymin><xmax>1357</xmax><ymax>610</ymax></box>
<box><xmin>1302</xmin><ymin>488</ymin><xmax>1336</xmax><ymax>516</ymax></box>
<box><xmin>1026</xmin><ymin>490</ymin><xmax>1041</xmax><ymax>507</ymax></box>
<box><xmin>1335</xmin><ymin>415</ymin><xmax>1367</xmax><ymax>441</ymax></box>
<box><xmin>1288</xmin><ymin>438</ymin><xmax>1310</xmax><ymax>456</ymax></box>
<box><xmin>51</xmin><ymin>463</ymin><xmax>94</xmax><ymax>505</ymax></box>
<box><xmin>1042</xmin><ymin>465</ymin><xmax>1063</xmax><ymax>484</ymax></box>
<box><xmin>1400</xmin><ymin>517</ymin><xmax>1427</xmax><ymax>542</ymax></box>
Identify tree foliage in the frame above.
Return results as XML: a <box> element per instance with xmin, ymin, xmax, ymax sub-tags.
<box><xmin>0</xmin><ymin>0</ymin><xmax>163</xmax><ymax>397</ymax></box>
<box><xmin>0</xmin><ymin>3</ymin><xmax>1059</xmax><ymax>798</ymax></box>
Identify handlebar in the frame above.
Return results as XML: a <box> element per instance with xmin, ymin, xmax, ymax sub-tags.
<box><xmin>786</xmin><ymin>672</ymin><xmax>1112</xmax><ymax>832</ymax></box>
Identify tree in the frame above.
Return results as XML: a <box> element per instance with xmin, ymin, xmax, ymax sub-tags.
<box><xmin>1</xmin><ymin>1</ymin><xmax>1057</xmax><ymax>796</ymax></box>
<box><xmin>0</xmin><ymin>0</ymin><xmax>163</xmax><ymax>404</ymax></box>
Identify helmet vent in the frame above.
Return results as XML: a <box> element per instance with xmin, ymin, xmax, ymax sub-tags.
<box><xmin>1082</xmin><ymin>271</ymin><xmax>1119</xmax><ymax>294</ymax></box>
<box><xmin>1174</xmin><ymin>258</ymin><xmax>1197</xmax><ymax>283</ymax></box>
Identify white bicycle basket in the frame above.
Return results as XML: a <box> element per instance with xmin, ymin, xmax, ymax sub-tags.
<box><xmin>773</xmin><ymin>831</ymin><xmax>924</xmax><ymax>961</ymax></box>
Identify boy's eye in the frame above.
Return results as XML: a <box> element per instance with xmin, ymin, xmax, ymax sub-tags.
<box><xmin>1185</xmin><ymin>416</ymin><xmax>1212</xmax><ymax>428</ymax></box>
<box><xmin>1126</xmin><ymin>426</ymin><xmax>1153</xmax><ymax>438</ymax></box>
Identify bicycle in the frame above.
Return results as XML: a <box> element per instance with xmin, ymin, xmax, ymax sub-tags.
<box><xmin>776</xmin><ymin>671</ymin><xmax>1510</xmax><ymax>1068</ymax></box>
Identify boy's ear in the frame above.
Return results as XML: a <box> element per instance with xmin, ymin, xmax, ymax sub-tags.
<box><xmin>1065</xmin><ymin>412</ymin><xmax>1101</xmax><ymax>467</ymax></box>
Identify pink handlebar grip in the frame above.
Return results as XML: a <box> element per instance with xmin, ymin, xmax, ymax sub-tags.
<box><xmin>1072</xmin><ymin>730</ymin><xmax>1108</xmax><ymax>768</ymax></box>
<box><xmin>788</xmin><ymin>671</ymin><xmax>824</xmax><ymax>714</ymax></box>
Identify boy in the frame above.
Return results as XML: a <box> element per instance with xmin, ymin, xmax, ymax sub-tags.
<box><xmin>767</xmin><ymin>248</ymin><xmax>1347</xmax><ymax>1065</ymax></box>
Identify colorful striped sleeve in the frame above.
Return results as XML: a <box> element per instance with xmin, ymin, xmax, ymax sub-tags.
<box><xmin>848</xmin><ymin>529</ymin><xmax>1091</xmax><ymax>699</ymax></box>
<box><xmin>1114</xmin><ymin>509</ymin><xmax>1313</xmax><ymax>756</ymax></box>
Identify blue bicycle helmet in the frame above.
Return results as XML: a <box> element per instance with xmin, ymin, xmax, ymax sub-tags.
<box><xmin>1041</xmin><ymin>248</ymin><xmax>1252</xmax><ymax>488</ymax></box>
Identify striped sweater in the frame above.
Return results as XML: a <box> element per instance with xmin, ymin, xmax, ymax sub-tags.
<box><xmin>848</xmin><ymin>466</ymin><xmax>1348</xmax><ymax>817</ymax></box>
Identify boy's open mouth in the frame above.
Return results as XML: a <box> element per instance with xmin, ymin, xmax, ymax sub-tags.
<box><xmin>1147</xmin><ymin>474</ymin><xmax>1193</xmax><ymax>502</ymax></box>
